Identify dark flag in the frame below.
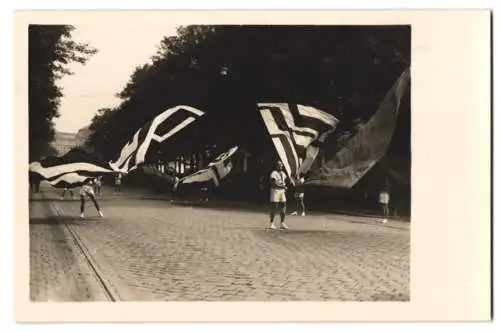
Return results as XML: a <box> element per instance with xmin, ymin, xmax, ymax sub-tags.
<box><xmin>306</xmin><ymin>68</ymin><xmax>411</xmax><ymax>188</ymax></box>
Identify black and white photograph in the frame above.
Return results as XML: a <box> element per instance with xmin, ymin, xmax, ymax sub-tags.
<box><xmin>26</xmin><ymin>19</ymin><xmax>412</xmax><ymax>303</ymax></box>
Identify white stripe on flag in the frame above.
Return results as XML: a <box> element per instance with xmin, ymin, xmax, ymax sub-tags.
<box><xmin>135</xmin><ymin>106</ymin><xmax>204</xmax><ymax>164</ymax></box>
<box><xmin>111</xmin><ymin>105</ymin><xmax>204</xmax><ymax>174</ymax></box>
<box><xmin>109</xmin><ymin>129</ymin><xmax>141</xmax><ymax>172</ymax></box>
<box><xmin>30</xmin><ymin>162</ymin><xmax>114</xmax><ymax>179</ymax></box>
<box><xmin>46</xmin><ymin>172</ymin><xmax>90</xmax><ymax>186</ymax></box>
<box><xmin>297</xmin><ymin>104</ymin><xmax>339</xmax><ymax>127</ymax></box>
<box><xmin>177</xmin><ymin>146</ymin><xmax>238</xmax><ymax>188</ymax></box>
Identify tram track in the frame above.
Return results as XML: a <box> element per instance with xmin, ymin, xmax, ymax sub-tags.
<box><xmin>50</xmin><ymin>203</ymin><xmax>120</xmax><ymax>301</ymax></box>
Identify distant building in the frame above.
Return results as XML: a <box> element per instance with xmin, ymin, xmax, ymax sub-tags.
<box><xmin>75</xmin><ymin>125</ymin><xmax>91</xmax><ymax>147</ymax></box>
<box><xmin>51</xmin><ymin>132</ymin><xmax>77</xmax><ymax>156</ymax></box>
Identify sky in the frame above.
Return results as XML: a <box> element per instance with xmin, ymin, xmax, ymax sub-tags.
<box><xmin>54</xmin><ymin>21</ymin><xmax>178</xmax><ymax>133</ymax></box>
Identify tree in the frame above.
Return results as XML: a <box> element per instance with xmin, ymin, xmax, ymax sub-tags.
<box><xmin>87</xmin><ymin>25</ymin><xmax>410</xmax><ymax>168</ymax></box>
<box><xmin>29</xmin><ymin>25</ymin><xmax>97</xmax><ymax>161</ymax></box>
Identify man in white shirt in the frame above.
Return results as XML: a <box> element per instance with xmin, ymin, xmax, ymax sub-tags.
<box><xmin>269</xmin><ymin>161</ymin><xmax>289</xmax><ymax>229</ymax></box>
<box><xmin>80</xmin><ymin>178</ymin><xmax>104</xmax><ymax>219</ymax></box>
<box><xmin>379</xmin><ymin>188</ymin><xmax>390</xmax><ymax>223</ymax></box>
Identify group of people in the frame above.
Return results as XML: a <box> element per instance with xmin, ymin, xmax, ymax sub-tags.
<box><xmin>267</xmin><ymin>160</ymin><xmax>391</xmax><ymax>229</ymax></box>
<box><xmin>36</xmin><ymin>160</ymin><xmax>391</xmax><ymax>224</ymax></box>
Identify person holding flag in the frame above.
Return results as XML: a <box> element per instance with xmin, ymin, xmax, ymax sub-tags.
<box><xmin>79</xmin><ymin>178</ymin><xmax>104</xmax><ymax>219</ymax></box>
<box><xmin>269</xmin><ymin>160</ymin><xmax>290</xmax><ymax>230</ymax></box>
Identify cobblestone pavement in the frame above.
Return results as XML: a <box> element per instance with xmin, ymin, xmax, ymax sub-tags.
<box><xmin>29</xmin><ymin>187</ymin><xmax>410</xmax><ymax>301</ymax></box>
<box><xmin>29</xmin><ymin>197</ymin><xmax>110</xmax><ymax>301</ymax></box>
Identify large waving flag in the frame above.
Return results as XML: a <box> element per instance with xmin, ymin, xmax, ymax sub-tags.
<box><xmin>306</xmin><ymin>68</ymin><xmax>411</xmax><ymax>188</ymax></box>
<box><xmin>174</xmin><ymin>146</ymin><xmax>239</xmax><ymax>190</ymax></box>
<box><xmin>29</xmin><ymin>149</ymin><xmax>114</xmax><ymax>188</ymax></box>
<box><xmin>258</xmin><ymin>103</ymin><xmax>339</xmax><ymax>179</ymax></box>
<box><xmin>109</xmin><ymin>105</ymin><xmax>205</xmax><ymax>173</ymax></box>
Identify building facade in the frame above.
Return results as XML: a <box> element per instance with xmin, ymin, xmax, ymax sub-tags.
<box><xmin>51</xmin><ymin>132</ymin><xmax>77</xmax><ymax>156</ymax></box>
<box><xmin>75</xmin><ymin>125</ymin><xmax>91</xmax><ymax>147</ymax></box>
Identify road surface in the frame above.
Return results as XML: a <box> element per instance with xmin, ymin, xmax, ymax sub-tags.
<box><xmin>29</xmin><ymin>186</ymin><xmax>410</xmax><ymax>301</ymax></box>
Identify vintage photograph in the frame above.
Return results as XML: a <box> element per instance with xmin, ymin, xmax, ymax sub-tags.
<box><xmin>27</xmin><ymin>21</ymin><xmax>411</xmax><ymax>302</ymax></box>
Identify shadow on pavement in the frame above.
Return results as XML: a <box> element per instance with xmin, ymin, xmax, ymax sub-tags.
<box><xmin>253</xmin><ymin>228</ymin><xmax>360</xmax><ymax>239</ymax></box>
<box><xmin>29</xmin><ymin>215</ymin><xmax>102</xmax><ymax>226</ymax></box>
<box><xmin>29</xmin><ymin>198</ymin><xmax>69</xmax><ymax>202</ymax></box>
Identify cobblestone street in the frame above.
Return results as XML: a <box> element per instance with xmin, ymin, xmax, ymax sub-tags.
<box><xmin>29</xmin><ymin>187</ymin><xmax>410</xmax><ymax>302</ymax></box>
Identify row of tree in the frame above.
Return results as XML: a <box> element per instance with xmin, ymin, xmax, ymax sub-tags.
<box><xmin>28</xmin><ymin>25</ymin><xmax>97</xmax><ymax>161</ymax></box>
<box><xmin>86</xmin><ymin>25</ymin><xmax>411</xmax><ymax>168</ymax></box>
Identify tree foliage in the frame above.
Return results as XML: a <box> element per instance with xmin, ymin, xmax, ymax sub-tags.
<box><xmin>29</xmin><ymin>25</ymin><xmax>97</xmax><ymax>161</ymax></box>
<box><xmin>87</xmin><ymin>25</ymin><xmax>410</xmax><ymax>166</ymax></box>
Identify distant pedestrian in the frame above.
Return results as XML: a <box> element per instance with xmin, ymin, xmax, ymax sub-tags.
<box><xmin>379</xmin><ymin>187</ymin><xmax>390</xmax><ymax>223</ymax></box>
<box><xmin>94</xmin><ymin>175</ymin><xmax>102</xmax><ymax>195</ymax></box>
<box><xmin>29</xmin><ymin>172</ymin><xmax>40</xmax><ymax>193</ymax></box>
<box><xmin>114</xmin><ymin>172</ymin><xmax>122</xmax><ymax>194</ymax></box>
<box><xmin>80</xmin><ymin>178</ymin><xmax>104</xmax><ymax>219</ymax></box>
<box><xmin>269</xmin><ymin>161</ymin><xmax>289</xmax><ymax>230</ymax></box>
<box><xmin>291</xmin><ymin>175</ymin><xmax>306</xmax><ymax>216</ymax></box>
<box><xmin>60</xmin><ymin>187</ymin><xmax>74</xmax><ymax>200</ymax></box>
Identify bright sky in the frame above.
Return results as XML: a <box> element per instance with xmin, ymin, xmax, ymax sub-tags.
<box><xmin>54</xmin><ymin>21</ymin><xmax>178</xmax><ymax>133</ymax></box>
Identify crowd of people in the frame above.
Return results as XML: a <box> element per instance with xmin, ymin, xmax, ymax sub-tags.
<box><xmin>30</xmin><ymin>165</ymin><xmax>392</xmax><ymax>225</ymax></box>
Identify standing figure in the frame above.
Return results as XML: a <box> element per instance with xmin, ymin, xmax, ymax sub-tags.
<box><xmin>291</xmin><ymin>175</ymin><xmax>306</xmax><ymax>216</ymax></box>
<box><xmin>29</xmin><ymin>172</ymin><xmax>41</xmax><ymax>193</ymax></box>
<box><xmin>94</xmin><ymin>175</ymin><xmax>102</xmax><ymax>195</ymax></box>
<box><xmin>269</xmin><ymin>161</ymin><xmax>289</xmax><ymax>230</ymax></box>
<box><xmin>379</xmin><ymin>185</ymin><xmax>390</xmax><ymax>223</ymax></box>
<box><xmin>80</xmin><ymin>178</ymin><xmax>104</xmax><ymax>219</ymax></box>
<box><xmin>114</xmin><ymin>172</ymin><xmax>122</xmax><ymax>195</ymax></box>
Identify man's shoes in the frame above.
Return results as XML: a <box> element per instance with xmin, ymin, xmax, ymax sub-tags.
<box><xmin>269</xmin><ymin>223</ymin><xmax>276</xmax><ymax>230</ymax></box>
<box><xmin>80</xmin><ymin>213</ymin><xmax>85</xmax><ymax>219</ymax></box>
<box><xmin>280</xmin><ymin>222</ymin><xmax>289</xmax><ymax>230</ymax></box>
<box><xmin>98</xmin><ymin>210</ymin><xmax>104</xmax><ymax>217</ymax></box>
<box><xmin>290</xmin><ymin>211</ymin><xmax>298</xmax><ymax>216</ymax></box>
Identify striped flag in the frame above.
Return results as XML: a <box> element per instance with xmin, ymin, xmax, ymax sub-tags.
<box><xmin>174</xmin><ymin>146</ymin><xmax>239</xmax><ymax>189</ymax></box>
<box><xmin>109</xmin><ymin>105</ymin><xmax>205</xmax><ymax>173</ymax></box>
<box><xmin>44</xmin><ymin>172</ymin><xmax>96</xmax><ymax>188</ymax></box>
<box><xmin>258</xmin><ymin>103</ymin><xmax>339</xmax><ymax>179</ymax></box>
<box><xmin>306</xmin><ymin>68</ymin><xmax>411</xmax><ymax>188</ymax></box>
<box><xmin>29</xmin><ymin>149</ymin><xmax>114</xmax><ymax>188</ymax></box>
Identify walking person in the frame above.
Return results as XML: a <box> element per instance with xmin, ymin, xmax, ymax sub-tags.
<box><xmin>80</xmin><ymin>178</ymin><xmax>104</xmax><ymax>219</ymax></box>
<box><xmin>114</xmin><ymin>172</ymin><xmax>122</xmax><ymax>195</ymax></box>
<box><xmin>291</xmin><ymin>175</ymin><xmax>306</xmax><ymax>216</ymax></box>
<box><xmin>269</xmin><ymin>161</ymin><xmax>290</xmax><ymax>230</ymax></box>
<box><xmin>379</xmin><ymin>185</ymin><xmax>390</xmax><ymax>223</ymax></box>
